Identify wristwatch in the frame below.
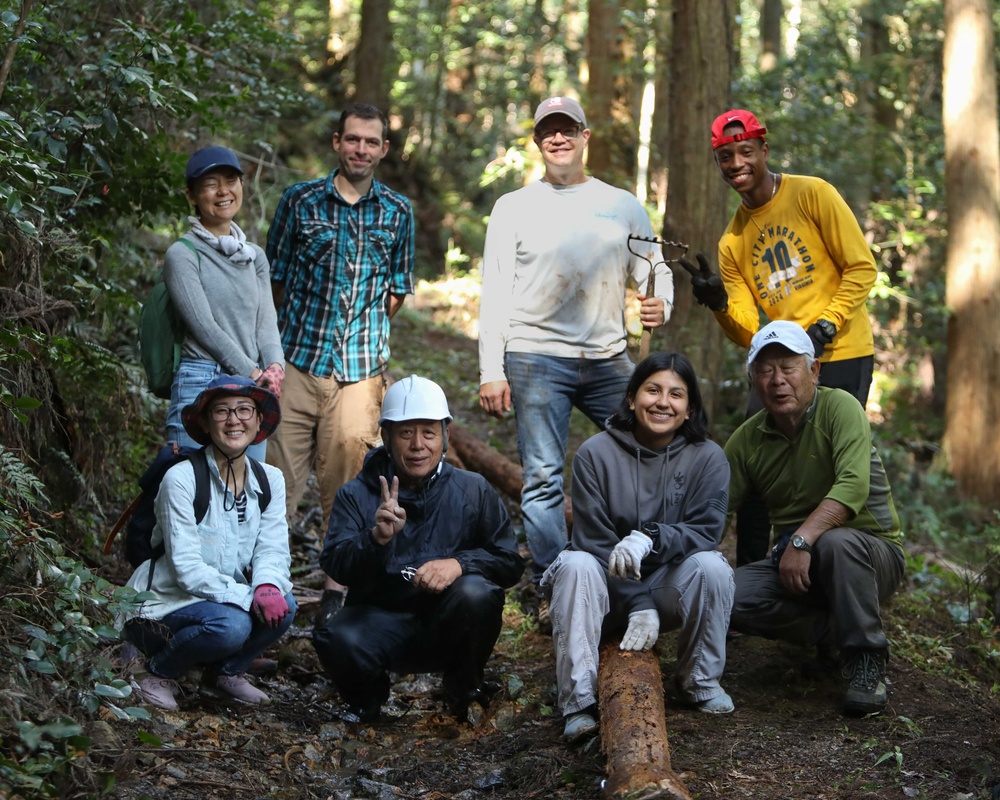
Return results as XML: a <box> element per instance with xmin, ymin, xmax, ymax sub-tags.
<box><xmin>815</xmin><ymin>319</ymin><xmax>837</xmax><ymax>343</ymax></box>
<box><xmin>640</xmin><ymin>522</ymin><xmax>658</xmax><ymax>541</ymax></box>
<box><xmin>791</xmin><ymin>534</ymin><xmax>814</xmax><ymax>554</ymax></box>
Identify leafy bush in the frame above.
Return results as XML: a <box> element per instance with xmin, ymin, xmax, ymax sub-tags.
<box><xmin>0</xmin><ymin>445</ymin><xmax>151</xmax><ymax>799</ymax></box>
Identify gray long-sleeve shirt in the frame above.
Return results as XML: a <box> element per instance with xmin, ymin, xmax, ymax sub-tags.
<box><xmin>163</xmin><ymin>234</ymin><xmax>284</xmax><ymax>377</ymax></box>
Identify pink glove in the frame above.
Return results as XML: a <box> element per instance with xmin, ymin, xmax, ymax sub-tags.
<box><xmin>252</xmin><ymin>584</ymin><xmax>289</xmax><ymax>628</ymax></box>
<box><xmin>257</xmin><ymin>364</ymin><xmax>285</xmax><ymax>399</ymax></box>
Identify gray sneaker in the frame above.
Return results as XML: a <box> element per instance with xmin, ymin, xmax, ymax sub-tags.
<box><xmin>215</xmin><ymin>674</ymin><xmax>270</xmax><ymax>704</ymax></box>
<box><xmin>563</xmin><ymin>711</ymin><xmax>598</xmax><ymax>743</ymax></box>
<box><xmin>842</xmin><ymin>649</ymin><xmax>888</xmax><ymax>716</ymax></box>
<box><xmin>136</xmin><ymin>675</ymin><xmax>181</xmax><ymax>710</ymax></box>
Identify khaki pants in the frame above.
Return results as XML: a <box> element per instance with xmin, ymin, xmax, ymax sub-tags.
<box><xmin>267</xmin><ymin>364</ymin><xmax>385</xmax><ymax>525</ymax></box>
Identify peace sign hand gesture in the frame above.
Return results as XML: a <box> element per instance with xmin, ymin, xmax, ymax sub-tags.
<box><xmin>371</xmin><ymin>476</ymin><xmax>407</xmax><ymax>545</ymax></box>
<box><xmin>678</xmin><ymin>252</ymin><xmax>729</xmax><ymax>312</ymax></box>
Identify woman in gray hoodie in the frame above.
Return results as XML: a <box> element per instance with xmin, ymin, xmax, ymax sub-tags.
<box><xmin>541</xmin><ymin>352</ymin><xmax>734</xmax><ymax>743</ymax></box>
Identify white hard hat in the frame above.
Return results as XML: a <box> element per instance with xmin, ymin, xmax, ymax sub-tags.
<box><xmin>379</xmin><ymin>375</ymin><xmax>453</xmax><ymax>425</ymax></box>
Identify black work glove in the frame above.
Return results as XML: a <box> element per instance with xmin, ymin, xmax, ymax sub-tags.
<box><xmin>678</xmin><ymin>253</ymin><xmax>728</xmax><ymax>312</ymax></box>
<box><xmin>806</xmin><ymin>321</ymin><xmax>837</xmax><ymax>358</ymax></box>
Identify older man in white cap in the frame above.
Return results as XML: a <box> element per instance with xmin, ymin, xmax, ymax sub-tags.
<box><xmin>477</xmin><ymin>96</ymin><xmax>673</xmax><ymax>622</ymax></box>
<box><xmin>725</xmin><ymin>320</ymin><xmax>905</xmax><ymax>716</ymax></box>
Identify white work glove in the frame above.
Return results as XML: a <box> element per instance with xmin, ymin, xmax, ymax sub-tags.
<box><xmin>620</xmin><ymin>609</ymin><xmax>659</xmax><ymax>651</ymax></box>
<box><xmin>608</xmin><ymin>530</ymin><xmax>654</xmax><ymax>580</ymax></box>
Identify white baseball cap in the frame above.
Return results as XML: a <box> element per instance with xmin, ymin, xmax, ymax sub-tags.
<box><xmin>747</xmin><ymin>320</ymin><xmax>814</xmax><ymax>370</ymax></box>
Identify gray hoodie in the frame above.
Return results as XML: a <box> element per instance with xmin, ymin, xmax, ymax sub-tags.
<box><xmin>569</xmin><ymin>425</ymin><xmax>730</xmax><ymax>612</ymax></box>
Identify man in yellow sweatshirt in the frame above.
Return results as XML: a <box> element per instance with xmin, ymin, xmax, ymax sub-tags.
<box><xmin>681</xmin><ymin>109</ymin><xmax>878</xmax><ymax>565</ymax></box>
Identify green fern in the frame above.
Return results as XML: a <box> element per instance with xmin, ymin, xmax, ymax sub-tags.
<box><xmin>0</xmin><ymin>444</ymin><xmax>48</xmax><ymax>510</ymax></box>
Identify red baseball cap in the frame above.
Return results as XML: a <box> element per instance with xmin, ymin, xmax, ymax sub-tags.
<box><xmin>711</xmin><ymin>109</ymin><xmax>767</xmax><ymax>149</ymax></box>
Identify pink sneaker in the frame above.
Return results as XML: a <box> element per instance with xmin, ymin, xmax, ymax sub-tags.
<box><xmin>215</xmin><ymin>674</ymin><xmax>270</xmax><ymax>704</ymax></box>
<box><xmin>137</xmin><ymin>676</ymin><xmax>181</xmax><ymax>710</ymax></box>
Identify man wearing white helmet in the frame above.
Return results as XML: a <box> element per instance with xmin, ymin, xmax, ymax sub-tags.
<box><xmin>313</xmin><ymin>376</ymin><xmax>524</xmax><ymax>723</ymax></box>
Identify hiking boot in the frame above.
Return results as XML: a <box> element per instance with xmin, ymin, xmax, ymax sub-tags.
<box><xmin>136</xmin><ymin>675</ymin><xmax>181</xmax><ymax>710</ymax></box>
<box><xmin>342</xmin><ymin>701</ymin><xmax>382</xmax><ymax>724</ymax></box>
<box><xmin>314</xmin><ymin>589</ymin><xmax>346</xmax><ymax>630</ymax></box>
<box><xmin>215</xmin><ymin>674</ymin><xmax>270</xmax><ymax>704</ymax></box>
<box><xmin>563</xmin><ymin>711</ymin><xmax>599</xmax><ymax>743</ymax></box>
<box><xmin>445</xmin><ymin>679</ymin><xmax>502</xmax><ymax>722</ymax></box>
<box><xmin>842</xmin><ymin>649</ymin><xmax>888</xmax><ymax>716</ymax></box>
<box><xmin>696</xmin><ymin>691</ymin><xmax>735</xmax><ymax>715</ymax></box>
<box><xmin>536</xmin><ymin>597</ymin><xmax>553</xmax><ymax>636</ymax></box>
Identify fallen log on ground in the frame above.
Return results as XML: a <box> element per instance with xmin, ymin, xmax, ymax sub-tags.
<box><xmin>447</xmin><ymin>421</ymin><xmax>572</xmax><ymax>528</ymax></box>
<box><xmin>597</xmin><ymin>642</ymin><xmax>692</xmax><ymax>800</ymax></box>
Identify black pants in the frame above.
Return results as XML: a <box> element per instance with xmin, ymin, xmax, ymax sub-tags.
<box><xmin>312</xmin><ymin>574</ymin><xmax>505</xmax><ymax>713</ymax></box>
<box><xmin>735</xmin><ymin>355</ymin><xmax>875</xmax><ymax>567</ymax></box>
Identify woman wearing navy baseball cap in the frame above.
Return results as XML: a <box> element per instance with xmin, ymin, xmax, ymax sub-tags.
<box><xmin>161</xmin><ymin>146</ymin><xmax>285</xmax><ymax>460</ymax></box>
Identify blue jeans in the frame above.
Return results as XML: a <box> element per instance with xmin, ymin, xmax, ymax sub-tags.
<box><xmin>125</xmin><ymin>593</ymin><xmax>298</xmax><ymax>679</ymax></box>
<box><xmin>167</xmin><ymin>358</ymin><xmax>267</xmax><ymax>461</ymax></box>
<box><xmin>505</xmin><ymin>351</ymin><xmax>634</xmax><ymax>580</ymax></box>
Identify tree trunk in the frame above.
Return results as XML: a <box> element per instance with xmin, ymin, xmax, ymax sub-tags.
<box><xmin>658</xmin><ymin>0</ymin><xmax>736</xmax><ymax>420</ymax></box>
<box><xmin>353</xmin><ymin>0</ymin><xmax>391</xmax><ymax>107</ymax></box>
<box><xmin>759</xmin><ymin>0</ymin><xmax>782</xmax><ymax>72</ymax></box>
<box><xmin>598</xmin><ymin>643</ymin><xmax>692</xmax><ymax>800</ymax></box>
<box><xmin>942</xmin><ymin>0</ymin><xmax>1000</xmax><ymax>505</ymax></box>
<box><xmin>586</xmin><ymin>0</ymin><xmax>641</xmax><ymax>187</ymax></box>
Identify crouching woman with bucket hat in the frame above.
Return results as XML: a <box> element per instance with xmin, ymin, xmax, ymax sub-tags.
<box><xmin>122</xmin><ymin>375</ymin><xmax>297</xmax><ymax>710</ymax></box>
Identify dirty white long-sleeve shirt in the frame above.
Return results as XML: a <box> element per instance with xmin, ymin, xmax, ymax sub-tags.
<box><xmin>478</xmin><ymin>178</ymin><xmax>673</xmax><ymax>385</ymax></box>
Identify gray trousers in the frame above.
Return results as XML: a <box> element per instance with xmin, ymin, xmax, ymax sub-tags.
<box><xmin>542</xmin><ymin>549</ymin><xmax>734</xmax><ymax>716</ymax></box>
<box><xmin>731</xmin><ymin>527</ymin><xmax>905</xmax><ymax>653</ymax></box>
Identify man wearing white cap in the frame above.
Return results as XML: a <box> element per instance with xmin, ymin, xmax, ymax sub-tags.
<box><xmin>313</xmin><ymin>376</ymin><xmax>524</xmax><ymax>724</ymax></box>
<box><xmin>478</xmin><ymin>96</ymin><xmax>673</xmax><ymax>621</ymax></box>
<box><xmin>725</xmin><ymin>320</ymin><xmax>905</xmax><ymax>716</ymax></box>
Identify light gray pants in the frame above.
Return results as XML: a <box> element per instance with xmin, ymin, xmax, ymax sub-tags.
<box><xmin>542</xmin><ymin>549</ymin><xmax>734</xmax><ymax>715</ymax></box>
<box><xmin>731</xmin><ymin>527</ymin><xmax>904</xmax><ymax>653</ymax></box>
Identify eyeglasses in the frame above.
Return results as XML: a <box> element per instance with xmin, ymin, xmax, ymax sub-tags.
<box><xmin>210</xmin><ymin>405</ymin><xmax>257</xmax><ymax>422</ymax></box>
<box><xmin>196</xmin><ymin>175</ymin><xmax>241</xmax><ymax>194</ymax></box>
<box><xmin>536</xmin><ymin>126</ymin><xmax>583</xmax><ymax>144</ymax></box>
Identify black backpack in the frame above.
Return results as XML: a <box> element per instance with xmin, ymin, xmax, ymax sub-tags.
<box><xmin>105</xmin><ymin>445</ymin><xmax>272</xmax><ymax>575</ymax></box>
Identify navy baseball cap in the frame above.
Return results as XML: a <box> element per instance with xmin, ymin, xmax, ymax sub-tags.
<box><xmin>185</xmin><ymin>146</ymin><xmax>244</xmax><ymax>180</ymax></box>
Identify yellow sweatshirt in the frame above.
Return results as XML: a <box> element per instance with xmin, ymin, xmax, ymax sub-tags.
<box><xmin>715</xmin><ymin>174</ymin><xmax>876</xmax><ymax>362</ymax></box>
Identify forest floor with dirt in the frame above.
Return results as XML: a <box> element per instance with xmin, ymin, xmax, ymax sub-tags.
<box><xmin>100</xmin><ymin>301</ymin><xmax>1000</xmax><ymax>800</ymax></box>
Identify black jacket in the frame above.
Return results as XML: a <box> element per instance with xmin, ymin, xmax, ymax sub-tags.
<box><xmin>320</xmin><ymin>447</ymin><xmax>524</xmax><ymax>609</ymax></box>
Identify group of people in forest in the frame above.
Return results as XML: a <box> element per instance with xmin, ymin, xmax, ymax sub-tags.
<box><xmin>119</xmin><ymin>97</ymin><xmax>904</xmax><ymax>743</ymax></box>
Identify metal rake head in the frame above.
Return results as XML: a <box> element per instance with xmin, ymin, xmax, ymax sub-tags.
<box><xmin>627</xmin><ymin>234</ymin><xmax>690</xmax><ymax>267</ymax></box>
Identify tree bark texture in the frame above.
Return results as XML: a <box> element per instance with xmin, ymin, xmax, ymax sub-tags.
<box><xmin>352</xmin><ymin>0</ymin><xmax>391</xmax><ymax>107</ymax></box>
<box><xmin>598</xmin><ymin>643</ymin><xmax>692</xmax><ymax>800</ymax></box>
<box><xmin>942</xmin><ymin>0</ymin><xmax>1000</xmax><ymax>505</ymax></box>
<box><xmin>586</xmin><ymin>0</ymin><xmax>641</xmax><ymax>187</ymax></box>
<box><xmin>447</xmin><ymin>422</ymin><xmax>573</xmax><ymax>527</ymax></box>
<box><xmin>658</xmin><ymin>0</ymin><xmax>736</xmax><ymax>420</ymax></box>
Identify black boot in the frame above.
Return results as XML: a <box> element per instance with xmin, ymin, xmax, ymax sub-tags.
<box><xmin>842</xmin><ymin>649</ymin><xmax>888</xmax><ymax>716</ymax></box>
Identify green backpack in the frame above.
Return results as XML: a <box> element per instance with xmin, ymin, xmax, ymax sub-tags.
<box><xmin>139</xmin><ymin>238</ymin><xmax>199</xmax><ymax>399</ymax></box>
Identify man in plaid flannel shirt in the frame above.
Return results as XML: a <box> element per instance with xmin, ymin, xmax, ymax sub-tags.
<box><xmin>266</xmin><ymin>103</ymin><xmax>415</xmax><ymax>621</ymax></box>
